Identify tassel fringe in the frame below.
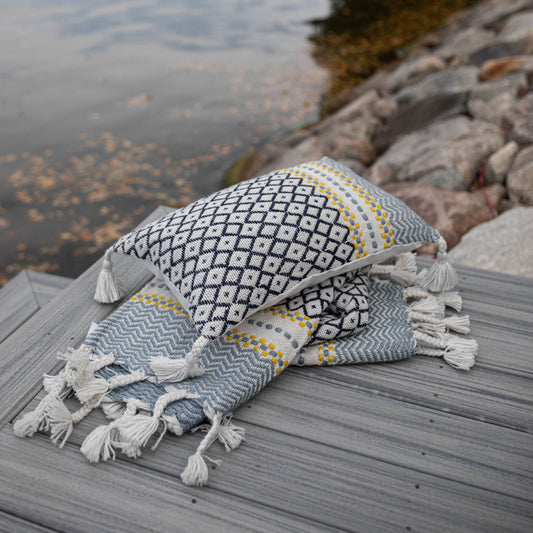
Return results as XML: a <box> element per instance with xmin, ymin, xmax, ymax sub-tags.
<box><xmin>94</xmin><ymin>249</ymin><xmax>122</xmax><ymax>303</ymax></box>
<box><xmin>181</xmin><ymin>405</ymin><xmax>244</xmax><ymax>487</ymax></box>
<box><xmin>151</xmin><ymin>336</ymin><xmax>209</xmax><ymax>382</ymax></box>
<box><xmin>422</xmin><ymin>236</ymin><xmax>458</xmax><ymax>292</ymax></box>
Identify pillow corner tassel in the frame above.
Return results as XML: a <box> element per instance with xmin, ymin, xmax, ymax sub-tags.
<box><xmin>151</xmin><ymin>336</ymin><xmax>209</xmax><ymax>383</ymax></box>
<box><xmin>95</xmin><ymin>249</ymin><xmax>122</xmax><ymax>304</ymax></box>
<box><xmin>422</xmin><ymin>236</ymin><xmax>458</xmax><ymax>292</ymax></box>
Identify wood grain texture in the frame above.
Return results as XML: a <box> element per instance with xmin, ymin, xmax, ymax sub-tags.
<box><xmin>0</xmin><ymin>511</ymin><xmax>56</xmax><ymax>533</ymax></box>
<box><xmin>26</xmin><ymin>271</ymin><xmax>72</xmax><ymax>308</ymax></box>
<box><xmin>2</xmin><ymin>207</ymin><xmax>533</xmax><ymax>532</ymax></box>
<box><xmin>0</xmin><ymin>427</ymin><xmax>337</xmax><ymax>533</ymax></box>
<box><xmin>0</xmin><ymin>207</ymin><xmax>173</xmax><ymax>429</ymax></box>
<box><xmin>0</xmin><ymin>271</ymin><xmax>40</xmax><ymax>344</ymax></box>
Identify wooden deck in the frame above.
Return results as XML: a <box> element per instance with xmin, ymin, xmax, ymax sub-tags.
<box><xmin>0</xmin><ymin>206</ymin><xmax>532</xmax><ymax>533</ymax></box>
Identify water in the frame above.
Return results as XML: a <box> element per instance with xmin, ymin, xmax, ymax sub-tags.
<box><xmin>0</xmin><ymin>0</ymin><xmax>329</xmax><ymax>283</ymax></box>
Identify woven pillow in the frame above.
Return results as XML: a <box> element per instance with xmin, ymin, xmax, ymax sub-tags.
<box><xmin>95</xmin><ymin>157</ymin><xmax>455</xmax><ymax>379</ymax></box>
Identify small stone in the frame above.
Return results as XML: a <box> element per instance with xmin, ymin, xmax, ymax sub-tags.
<box><xmin>436</xmin><ymin>27</ymin><xmax>495</xmax><ymax>61</ymax></box>
<box><xmin>395</xmin><ymin>67</ymin><xmax>479</xmax><ymax>106</ymax></box>
<box><xmin>471</xmin><ymin>0</ymin><xmax>533</xmax><ymax>29</ymax></box>
<box><xmin>448</xmin><ymin>207</ymin><xmax>533</xmax><ymax>277</ymax></box>
<box><xmin>503</xmin><ymin>93</ymin><xmax>533</xmax><ymax>144</ymax></box>
<box><xmin>467</xmin><ymin>37</ymin><xmax>533</xmax><ymax>65</ymax></box>
<box><xmin>480</xmin><ymin>55</ymin><xmax>533</xmax><ymax>81</ymax></box>
<box><xmin>467</xmin><ymin>92</ymin><xmax>516</xmax><ymax>127</ymax></box>
<box><xmin>498</xmin><ymin>10</ymin><xmax>533</xmax><ymax>42</ymax></box>
<box><xmin>383</xmin><ymin>55</ymin><xmax>446</xmax><ymax>93</ymax></box>
<box><xmin>332</xmin><ymin>136</ymin><xmax>376</xmax><ymax>166</ymax></box>
<box><xmin>382</xmin><ymin>182</ymin><xmax>506</xmax><ymax>251</ymax></box>
<box><xmin>486</xmin><ymin>141</ymin><xmax>519</xmax><ymax>184</ymax></box>
<box><xmin>507</xmin><ymin>145</ymin><xmax>533</xmax><ymax>205</ymax></box>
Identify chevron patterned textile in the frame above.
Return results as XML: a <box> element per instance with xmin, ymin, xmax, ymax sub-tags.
<box><xmin>14</xmin><ymin>157</ymin><xmax>477</xmax><ymax>486</ymax></box>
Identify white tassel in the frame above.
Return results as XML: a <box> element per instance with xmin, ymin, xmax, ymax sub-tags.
<box><xmin>101</xmin><ymin>400</ymin><xmax>127</xmax><ymax>420</ymax></box>
<box><xmin>74</xmin><ymin>376</ymin><xmax>109</xmax><ymax>403</ymax></box>
<box><xmin>444</xmin><ymin>335</ymin><xmax>477</xmax><ymax>370</ymax></box>
<box><xmin>422</xmin><ymin>236</ymin><xmax>458</xmax><ymax>292</ymax></box>
<box><xmin>217</xmin><ymin>415</ymin><xmax>245</xmax><ymax>452</ymax></box>
<box><xmin>151</xmin><ymin>336</ymin><xmax>208</xmax><ymax>382</ymax></box>
<box><xmin>94</xmin><ymin>249</ymin><xmax>122</xmax><ymax>303</ymax></box>
<box><xmin>46</xmin><ymin>396</ymin><xmax>75</xmax><ymax>447</ymax></box>
<box><xmin>81</xmin><ymin>423</ymin><xmax>117</xmax><ymax>462</ymax></box>
<box><xmin>13</xmin><ymin>395</ymin><xmax>54</xmax><ymax>437</ymax></box>
<box><xmin>181</xmin><ymin>409</ymin><xmax>223</xmax><ymax>487</ymax></box>
<box><xmin>114</xmin><ymin>388</ymin><xmax>196</xmax><ymax>457</ymax></box>
<box><xmin>42</xmin><ymin>372</ymin><xmax>70</xmax><ymax>399</ymax></box>
<box><xmin>436</xmin><ymin>292</ymin><xmax>463</xmax><ymax>312</ymax></box>
<box><xmin>408</xmin><ymin>296</ymin><xmax>445</xmax><ymax>317</ymax></box>
<box><xmin>443</xmin><ymin>314</ymin><xmax>470</xmax><ymax>335</ymax></box>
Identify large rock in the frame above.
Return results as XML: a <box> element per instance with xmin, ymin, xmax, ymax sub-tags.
<box><xmin>486</xmin><ymin>141</ymin><xmax>519</xmax><ymax>184</ymax></box>
<box><xmin>383</xmin><ymin>182</ymin><xmax>505</xmax><ymax>254</ymax></box>
<box><xmin>467</xmin><ymin>92</ymin><xmax>516</xmax><ymax>126</ymax></box>
<box><xmin>498</xmin><ymin>10</ymin><xmax>533</xmax><ymax>42</ymax></box>
<box><xmin>503</xmin><ymin>93</ymin><xmax>533</xmax><ymax>145</ymax></box>
<box><xmin>469</xmin><ymin>72</ymin><xmax>527</xmax><ymax>101</ymax></box>
<box><xmin>382</xmin><ymin>55</ymin><xmax>446</xmax><ymax>93</ymax></box>
<box><xmin>436</xmin><ymin>27</ymin><xmax>495</xmax><ymax>61</ymax></box>
<box><xmin>467</xmin><ymin>37</ymin><xmax>533</xmax><ymax>65</ymax></box>
<box><xmin>394</xmin><ymin>67</ymin><xmax>479</xmax><ymax>106</ymax></box>
<box><xmin>448</xmin><ymin>207</ymin><xmax>533</xmax><ymax>277</ymax></box>
<box><xmin>468</xmin><ymin>0</ymin><xmax>533</xmax><ymax>29</ymax></box>
<box><xmin>507</xmin><ymin>145</ymin><xmax>533</xmax><ymax>205</ymax></box>
<box><xmin>375</xmin><ymin>92</ymin><xmax>468</xmax><ymax>153</ymax></box>
<box><xmin>367</xmin><ymin>116</ymin><xmax>504</xmax><ymax>190</ymax></box>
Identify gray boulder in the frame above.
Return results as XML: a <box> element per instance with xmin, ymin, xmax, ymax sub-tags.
<box><xmin>507</xmin><ymin>145</ymin><xmax>533</xmax><ymax>205</ymax></box>
<box><xmin>504</xmin><ymin>93</ymin><xmax>533</xmax><ymax>144</ymax></box>
<box><xmin>448</xmin><ymin>207</ymin><xmax>533</xmax><ymax>277</ymax></box>
<box><xmin>436</xmin><ymin>27</ymin><xmax>495</xmax><ymax>61</ymax></box>
<box><xmin>367</xmin><ymin>116</ymin><xmax>504</xmax><ymax>190</ymax></box>
<box><xmin>498</xmin><ymin>10</ymin><xmax>533</xmax><ymax>42</ymax></box>
<box><xmin>383</xmin><ymin>55</ymin><xmax>446</xmax><ymax>93</ymax></box>
<box><xmin>395</xmin><ymin>67</ymin><xmax>479</xmax><ymax>106</ymax></box>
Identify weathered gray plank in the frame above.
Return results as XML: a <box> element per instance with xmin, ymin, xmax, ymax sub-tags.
<box><xmin>15</xmin><ymin>413</ymin><xmax>532</xmax><ymax>533</ymax></box>
<box><xmin>287</xmin><ymin>360</ymin><xmax>533</xmax><ymax>433</ymax></box>
<box><xmin>0</xmin><ymin>271</ymin><xmax>40</xmax><ymax>344</ymax></box>
<box><xmin>26</xmin><ymin>271</ymin><xmax>72</xmax><ymax>308</ymax></box>
<box><xmin>0</xmin><ymin>427</ymin><xmax>338</xmax><ymax>533</ymax></box>
<box><xmin>32</xmin><ymin>370</ymin><xmax>531</xmax><ymax>504</ymax></box>
<box><xmin>0</xmin><ymin>207</ymin><xmax>174</xmax><ymax>430</ymax></box>
<box><xmin>0</xmin><ymin>511</ymin><xmax>55</xmax><ymax>533</ymax></box>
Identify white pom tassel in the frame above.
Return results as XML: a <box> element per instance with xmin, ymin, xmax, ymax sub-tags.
<box><xmin>95</xmin><ymin>249</ymin><xmax>122</xmax><ymax>303</ymax></box>
<box><xmin>217</xmin><ymin>415</ymin><xmax>245</xmax><ymax>452</ymax></box>
<box><xmin>13</xmin><ymin>395</ymin><xmax>54</xmax><ymax>437</ymax></box>
<box><xmin>151</xmin><ymin>336</ymin><xmax>208</xmax><ymax>382</ymax></box>
<box><xmin>81</xmin><ymin>423</ymin><xmax>117</xmax><ymax>462</ymax></box>
<box><xmin>436</xmin><ymin>292</ymin><xmax>463</xmax><ymax>312</ymax></box>
<box><xmin>444</xmin><ymin>335</ymin><xmax>477</xmax><ymax>370</ymax></box>
<box><xmin>46</xmin><ymin>396</ymin><xmax>75</xmax><ymax>447</ymax></box>
<box><xmin>408</xmin><ymin>296</ymin><xmax>445</xmax><ymax>317</ymax></box>
<box><xmin>74</xmin><ymin>376</ymin><xmax>109</xmax><ymax>403</ymax></box>
<box><xmin>443</xmin><ymin>314</ymin><xmax>470</xmax><ymax>335</ymax></box>
<box><xmin>181</xmin><ymin>407</ymin><xmax>224</xmax><ymax>487</ymax></box>
<box><xmin>422</xmin><ymin>237</ymin><xmax>458</xmax><ymax>292</ymax></box>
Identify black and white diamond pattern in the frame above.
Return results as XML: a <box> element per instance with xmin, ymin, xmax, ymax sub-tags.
<box><xmin>113</xmin><ymin>168</ymin><xmax>355</xmax><ymax>339</ymax></box>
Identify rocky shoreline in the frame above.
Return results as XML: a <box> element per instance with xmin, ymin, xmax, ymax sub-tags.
<box><xmin>232</xmin><ymin>0</ymin><xmax>533</xmax><ymax>277</ymax></box>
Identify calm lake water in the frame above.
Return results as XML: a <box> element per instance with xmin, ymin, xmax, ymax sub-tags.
<box><xmin>0</xmin><ymin>0</ymin><xmax>330</xmax><ymax>283</ymax></box>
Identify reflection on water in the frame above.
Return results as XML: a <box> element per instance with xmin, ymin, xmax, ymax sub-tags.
<box><xmin>0</xmin><ymin>0</ymin><xmax>329</xmax><ymax>284</ymax></box>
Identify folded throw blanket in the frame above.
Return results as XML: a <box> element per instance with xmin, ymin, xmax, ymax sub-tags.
<box><xmin>14</xmin><ymin>253</ymin><xmax>476</xmax><ymax>486</ymax></box>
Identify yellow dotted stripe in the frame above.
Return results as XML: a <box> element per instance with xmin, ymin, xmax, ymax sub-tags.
<box><xmin>291</xmin><ymin>167</ymin><xmax>366</xmax><ymax>257</ymax></box>
<box><xmin>317</xmin><ymin>341</ymin><xmax>336</xmax><ymax>364</ymax></box>
<box><xmin>309</xmin><ymin>162</ymin><xmax>395</xmax><ymax>249</ymax></box>
<box><xmin>225</xmin><ymin>329</ymin><xmax>288</xmax><ymax>375</ymax></box>
<box><xmin>130</xmin><ymin>293</ymin><xmax>190</xmax><ymax>318</ymax></box>
<box><xmin>262</xmin><ymin>307</ymin><xmax>318</xmax><ymax>337</ymax></box>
